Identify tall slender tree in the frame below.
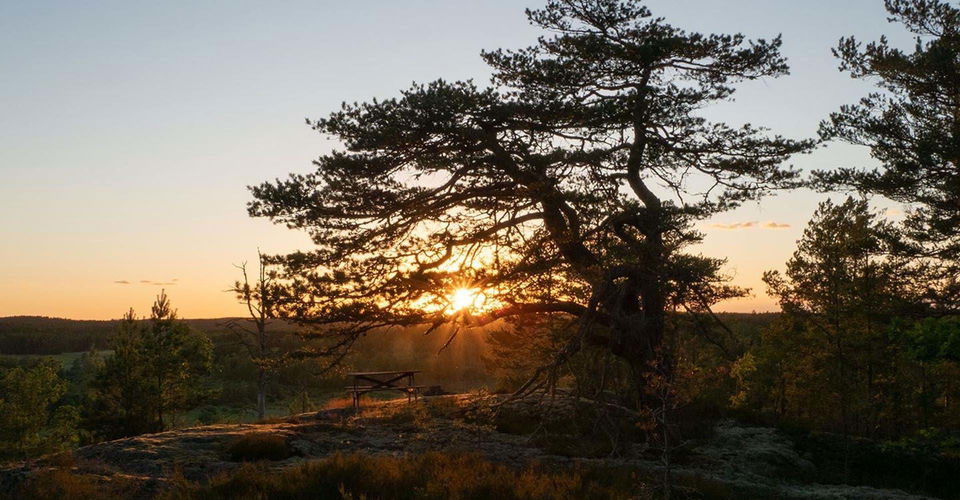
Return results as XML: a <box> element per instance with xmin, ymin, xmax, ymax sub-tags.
<box><xmin>816</xmin><ymin>0</ymin><xmax>960</xmax><ymax>309</ymax></box>
<box><xmin>228</xmin><ymin>251</ymin><xmax>285</xmax><ymax>420</ymax></box>
<box><xmin>250</xmin><ymin>0</ymin><xmax>812</xmax><ymax>403</ymax></box>
<box><xmin>141</xmin><ymin>291</ymin><xmax>212</xmax><ymax>429</ymax></box>
<box><xmin>85</xmin><ymin>310</ymin><xmax>156</xmax><ymax>439</ymax></box>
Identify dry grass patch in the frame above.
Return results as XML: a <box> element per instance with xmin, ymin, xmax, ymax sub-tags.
<box><xmin>163</xmin><ymin>452</ymin><xmax>648</xmax><ymax>499</ymax></box>
<box><xmin>16</xmin><ymin>467</ymin><xmax>142</xmax><ymax>499</ymax></box>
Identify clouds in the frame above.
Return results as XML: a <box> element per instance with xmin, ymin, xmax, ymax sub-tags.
<box><xmin>113</xmin><ymin>279</ymin><xmax>178</xmax><ymax>286</ymax></box>
<box><xmin>712</xmin><ymin>221</ymin><xmax>758</xmax><ymax>230</ymax></box>
<box><xmin>710</xmin><ymin>221</ymin><xmax>791</xmax><ymax>230</ymax></box>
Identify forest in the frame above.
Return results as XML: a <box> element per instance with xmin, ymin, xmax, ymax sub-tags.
<box><xmin>2</xmin><ymin>0</ymin><xmax>960</xmax><ymax>498</ymax></box>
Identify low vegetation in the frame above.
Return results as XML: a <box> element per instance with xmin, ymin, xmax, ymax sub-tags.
<box><xmin>13</xmin><ymin>452</ymin><xmax>645</xmax><ymax>500</ymax></box>
<box><xmin>224</xmin><ymin>433</ymin><xmax>296</xmax><ymax>462</ymax></box>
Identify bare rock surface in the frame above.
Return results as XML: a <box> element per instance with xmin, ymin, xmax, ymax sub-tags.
<box><xmin>0</xmin><ymin>395</ymin><xmax>933</xmax><ymax>499</ymax></box>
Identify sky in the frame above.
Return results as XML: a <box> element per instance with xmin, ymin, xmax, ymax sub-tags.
<box><xmin>0</xmin><ymin>1</ymin><xmax>916</xmax><ymax>319</ymax></box>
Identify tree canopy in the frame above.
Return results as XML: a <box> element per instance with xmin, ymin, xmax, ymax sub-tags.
<box><xmin>816</xmin><ymin>0</ymin><xmax>960</xmax><ymax>309</ymax></box>
<box><xmin>732</xmin><ymin>197</ymin><xmax>960</xmax><ymax>437</ymax></box>
<box><xmin>250</xmin><ymin>0</ymin><xmax>812</xmax><ymax>397</ymax></box>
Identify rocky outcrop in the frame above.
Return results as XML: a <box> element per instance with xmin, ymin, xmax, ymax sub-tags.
<box><xmin>0</xmin><ymin>396</ymin><xmax>933</xmax><ymax>499</ymax></box>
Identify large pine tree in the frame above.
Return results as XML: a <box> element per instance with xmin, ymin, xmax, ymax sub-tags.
<box><xmin>250</xmin><ymin>0</ymin><xmax>812</xmax><ymax>402</ymax></box>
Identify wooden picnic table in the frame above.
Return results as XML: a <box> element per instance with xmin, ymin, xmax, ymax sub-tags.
<box><xmin>346</xmin><ymin>370</ymin><xmax>423</xmax><ymax>409</ymax></box>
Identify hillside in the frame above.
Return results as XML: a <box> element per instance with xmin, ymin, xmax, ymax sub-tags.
<box><xmin>0</xmin><ymin>395</ymin><xmax>932</xmax><ymax>499</ymax></box>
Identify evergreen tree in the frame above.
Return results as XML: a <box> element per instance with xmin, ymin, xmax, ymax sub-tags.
<box><xmin>816</xmin><ymin>0</ymin><xmax>960</xmax><ymax>309</ymax></box>
<box><xmin>141</xmin><ymin>291</ymin><xmax>213</xmax><ymax>429</ymax></box>
<box><xmin>85</xmin><ymin>310</ymin><xmax>157</xmax><ymax>439</ymax></box>
<box><xmin>741</xmin><ymin>198</ymin><xmax>926</xmax><ymax>436</ymax></box>
<box><xmin>86</xmin><ymin>293</ymin><xmax>212</xmax><ymax>439</ymax></box>
<box><xmin>249</xmin><ymin>0</ymin><xmax>812</xmax><ymax>405</ymax></box>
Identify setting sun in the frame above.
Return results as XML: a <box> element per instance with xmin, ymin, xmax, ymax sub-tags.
<box><xmin>448</xmin><ymin>287</ymin><xmax>481</xmax><ymax>313</ymax></box>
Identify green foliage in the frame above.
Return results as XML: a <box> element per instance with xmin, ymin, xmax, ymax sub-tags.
<box><xmin>84</xmin><ymin>293</ymin><xmax>213</xmax><ymax>440</ymax></box>
<box><xmin>815</xmin><ymin>0</ymin><xmax>960</xmax><ymax>305</ymax></box>
<box><xmin>901</xmin><ymin>316</ymin><xmax>960</xmax><ymax>362</ymax></box>
<box><xmin>756</xmin><ymin>199</ymin><xmax>917</xmax><ymax>435</ymax></box>
<box><xmin>0</xmin><ymin>316</ymin><xmax>115</xmax><ymax>355</ymax></box>
<box><xmin>790</xmin><ymin>428</ymin><xmax>960</xmax><ymax>498</ymax></box>
<box><xmin>84</xmin><ymin>311</ymin><xmax>156</xmax><ymax>439</ymax></box>
<box><xmin>732</xmin><ymin>199</ymin><xmax>960</xmax><ymax>438</ymax></box>
<box><xmin>142</xmin><ymin>292</ymin><xmax>214</xmax><ymax>424</ymax></box>
<box><xmin>62</xmin><ymin>348</ymin><xmax>102</xmax><ymax>407</ymax></box>
<box><xmin>0</xmin><ymin>358</ymin><xmax>78</xmax><ymax>460</ymax></box>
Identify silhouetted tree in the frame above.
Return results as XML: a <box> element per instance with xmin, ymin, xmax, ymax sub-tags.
<box><xmin>816</xmin><ymin>0</ymin><xmax>960</xmax><ymax>309</ymax></box>
<box><xmin>250</xmin><ymin>0</ymin><xmax>812</xmax><ymax>405</ymax></box>
<box><xmin>746</xmin><ymin>198</ymin><xmax>926</xmax><ymax>437</ymax></box>
<box><xmin>228</xmin><ymin>251</ymin><xmax>286</xmax><ymax>420</ymax></box>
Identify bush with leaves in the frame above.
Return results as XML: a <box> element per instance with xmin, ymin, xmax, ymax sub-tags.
<box><xmin>0</xmin><ymin>358</ymin><xmax>79</xmax><ymax>460</ymax></box>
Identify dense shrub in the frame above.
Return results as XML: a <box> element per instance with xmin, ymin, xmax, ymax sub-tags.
<box><xmin>224</xmin><ymin>433</ymin><xmax>296</xmax><ymax>462</ymax></box>
<box><xmin>790</xmin><ymin>429</ymin><xmax>960</xmax><ymax>498</ymax></box>
<box><xmin>0</xmin><ymin>358</ymin><xmax>78</xmax><ymax>460</ymax></box>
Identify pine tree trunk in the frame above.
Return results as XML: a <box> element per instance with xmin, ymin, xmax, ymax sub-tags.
<box><xmin>257</xmin><ymin>367</ymin><xmax>266</xmax><ymax>420</ymax></box>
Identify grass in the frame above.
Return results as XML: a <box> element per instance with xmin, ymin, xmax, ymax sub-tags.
<box><xmin>182</xmin><ymin>401</ymin><xmax>297</xmax><ymax>426</ymax></box>
<box><xmin>12</xmin><ymin>450</ymin><xmax>744</xmax><ymax>499</ymax></box>
<box><xmin>183</xmin><ymin>390</ymin><xmax>417</xmax><ymax>427</ymax></box>
<box><xmin>359</xmin><ymin>397</ymin><xmax>464</xmax><ymax>431</ymax></box>
<box><xmin>161</xmin><ymin>452</ymin><xmax>648</xmax><ymax>500</ymax></box>
<box><xmin>15</xmin><ymin>463</ymin><xmax>142</xmax><ymax>499</ymax></box>
<box><xmin>9</xmin><ymin>455</ymin><xmax>742</xmax><ymax>500</ymax></box>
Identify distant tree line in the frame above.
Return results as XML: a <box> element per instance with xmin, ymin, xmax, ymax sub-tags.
<box><xmin>0</xmin><ymin>317</ymin><xmax>116</xmax><ymax>355</ymax></box>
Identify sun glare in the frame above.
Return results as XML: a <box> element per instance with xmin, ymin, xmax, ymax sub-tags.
<box><xmin>449</xmin><ymin>287</ymin><xmax>481</xmax><ymax>313</ymax></box>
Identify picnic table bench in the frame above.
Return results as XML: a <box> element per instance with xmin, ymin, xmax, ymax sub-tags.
<box><xmin>346</xmin><ymin>370</ymin><xmax>424</xmax><ymax>409</ymax></box>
